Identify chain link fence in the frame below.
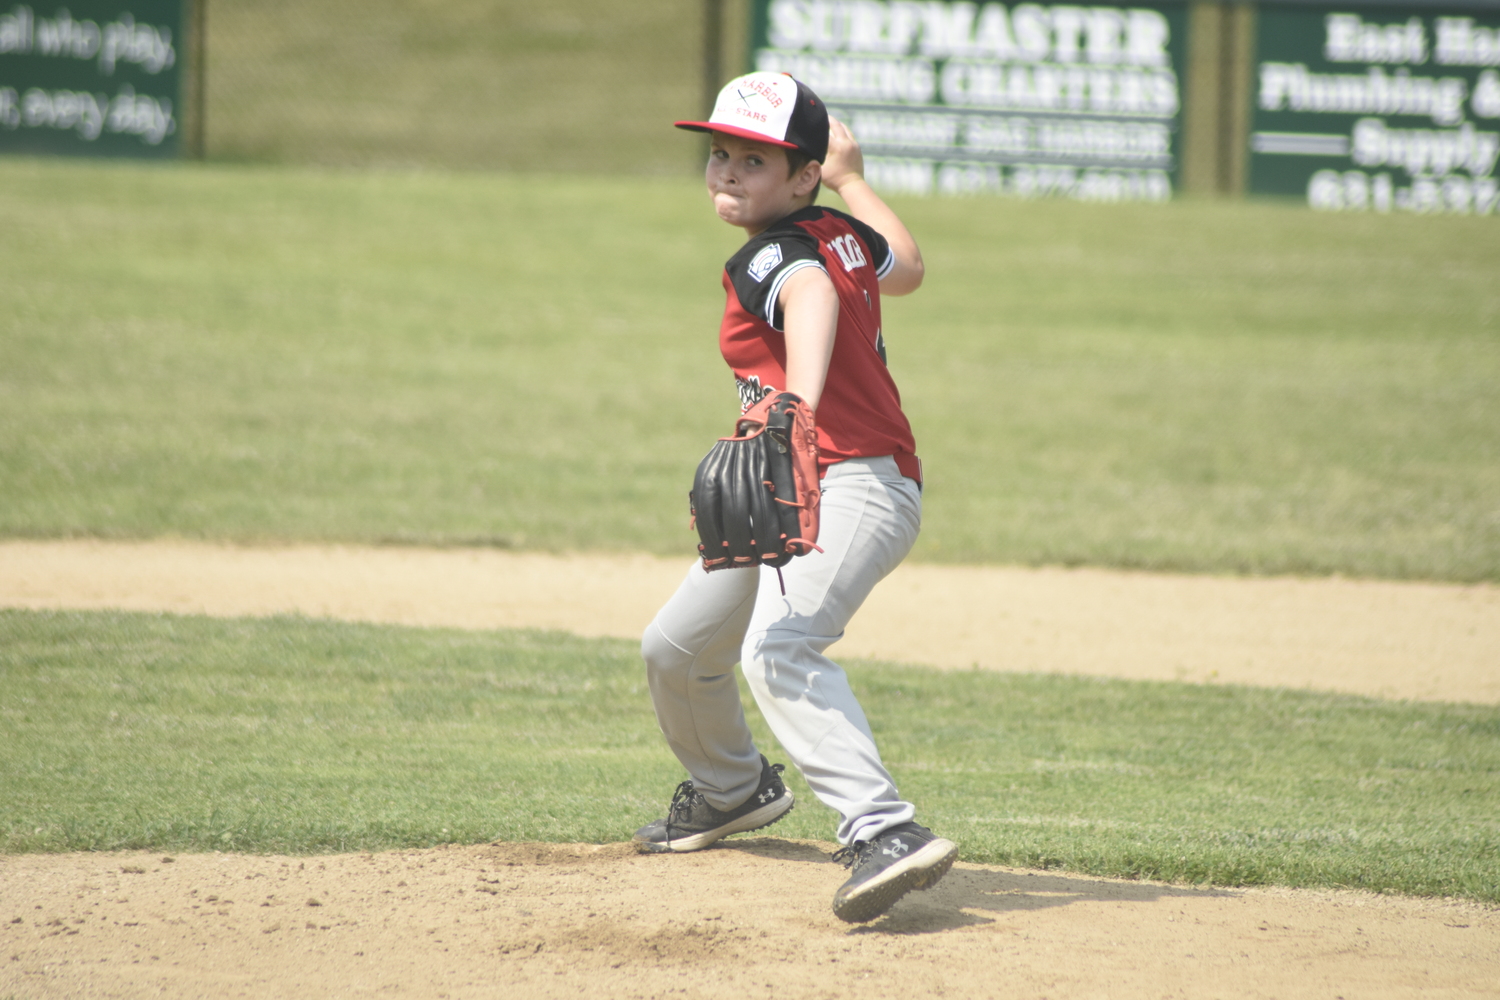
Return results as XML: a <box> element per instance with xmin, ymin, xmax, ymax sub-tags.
<box><xmin>202</xmin><ymin>0</ymin><xmax>749</xmax><ymax>172</ymax></box>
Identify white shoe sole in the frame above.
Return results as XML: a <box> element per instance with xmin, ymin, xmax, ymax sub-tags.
<box><xmin>832</xmin><ymin>837</ymin><xmax>958</xmax><ymax>923</ymax></box>
<box><xmin>634</xmin><ymin>792</ymin><xmax>795</xmax><ymax>853</ymax></box>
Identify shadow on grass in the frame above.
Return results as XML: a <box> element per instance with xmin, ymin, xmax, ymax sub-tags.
<box><xmin>721</xmin><ymin>836</ymin><xmax>1236</xmax><ymax>935</ymax></box>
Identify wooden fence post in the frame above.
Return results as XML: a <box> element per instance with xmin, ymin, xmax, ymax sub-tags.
<box><xmin>184</xmin><ymin>0</ymin><xmax>207</xmax><ymax>160</ymax></box>
<box><xmin>1182</xmin><ymin>1</ymin><xmax>1254</xmax><ymax>197</ymax></box>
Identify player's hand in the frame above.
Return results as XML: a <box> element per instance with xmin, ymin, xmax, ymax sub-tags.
<box><xmin>820</xmin><ymin>117</ymin><xmax>865</xmax><ymax>194</ymax></box>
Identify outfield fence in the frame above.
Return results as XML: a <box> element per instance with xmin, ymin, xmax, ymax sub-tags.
<box><xmin>4</xmin><ymin>0</ymin><xmax>1500</xmax><ymax>209</ymax></box>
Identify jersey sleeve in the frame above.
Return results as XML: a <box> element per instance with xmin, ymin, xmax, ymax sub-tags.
<box><xmin>844</xmin><ymin>215</ymin><xmax>896</xmax><ymax>281</ymax></box>
<box><xmin>725</xmin><ymin>229</ymin><xmax>826</xmax><ymax>331</ymax></box>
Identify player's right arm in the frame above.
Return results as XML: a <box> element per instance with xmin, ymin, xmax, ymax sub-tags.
<box><xmin>777</xmin><ymin>266</ymin><xmax>840</xmax><ymax>411</ymax></box>
<box><xmin>819</xmin><ymin>117</ymin><xmax>925</xmax><ymax>297</ymax></box>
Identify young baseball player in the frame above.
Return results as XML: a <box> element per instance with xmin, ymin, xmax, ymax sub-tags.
<box><xmin>634</xmin><ymin>71</ymin><xmax>957</xmax><ymax>924</ymax></box>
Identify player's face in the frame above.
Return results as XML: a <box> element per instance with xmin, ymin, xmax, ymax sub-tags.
<box><xmin>705</xmin><ymin>132</ymin><xmax>818</xmax><ymax>235</ymax></box>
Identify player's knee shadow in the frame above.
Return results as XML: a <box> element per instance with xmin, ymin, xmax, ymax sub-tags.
<box><xmin>851</xmin><ymin>866</ymin><xmax>1237</xmax><ymax>936</ymax></box>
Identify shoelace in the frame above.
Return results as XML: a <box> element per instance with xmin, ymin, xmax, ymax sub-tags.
<box><xmin>664</xmin><ymin>766</ymin><xmax>784</xmax><ymax>847</ymax></box>
<box><xmin>666</xmin><ymin>780</ymin><xmax>702</xmax><ymax>823</ymax></box>
<box><xmin>830</xmin><ymin>839</ymin><xmax>873</xmax><ymax>869</ymax></box>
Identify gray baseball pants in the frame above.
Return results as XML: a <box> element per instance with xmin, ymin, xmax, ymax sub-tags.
<box><xmin>641</xmin><ymin>455</ymin><xmax>921</xmax><ymax>846</ymax></box>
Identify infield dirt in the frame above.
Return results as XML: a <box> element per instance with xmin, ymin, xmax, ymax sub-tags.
<box><xmin>4</xmin><ymin>841</ymin><xmax>1497</xmax><ymax>1000</ymax></box>
<box><xmin>2</xmin><ymin>540</ymin><xmax>1498</xmax><ymax>999</ymax></box>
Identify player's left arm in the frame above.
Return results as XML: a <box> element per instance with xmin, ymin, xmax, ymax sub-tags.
<box><xmin>819</xmin><ymin>117</ymin><xmax>925</xmax><ymax>296</ymax></box>
<box><xmin>776</xmin><ymin>266</ymin><xmax>840</xmax><ymax>411</ymax></box>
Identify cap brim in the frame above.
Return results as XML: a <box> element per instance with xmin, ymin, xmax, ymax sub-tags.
<box><xmin>674</xmin><ymin>121</ymin><xmax>799</xmax><ymax>149</ymax></box>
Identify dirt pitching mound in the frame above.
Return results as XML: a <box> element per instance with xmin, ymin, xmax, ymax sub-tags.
<box><xmin>4</xmin><ymin>843</ymin><xmax>1497</xmax><ymax>1000</ymax></box>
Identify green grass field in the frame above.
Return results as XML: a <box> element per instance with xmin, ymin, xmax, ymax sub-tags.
<box><xmin>3</xmin><ymin>157</ymin><xmax>1497</xmax><ymax>580</ymax></box>
<box><xmin>3</xmin><ymin>154</ymin><xmax>1498</xmax><ymax>901</ymax></box>
<box><xmin>4</xmin><ymin>610</ymin><xmax>1497</xmax><ymax>902</ymax></box>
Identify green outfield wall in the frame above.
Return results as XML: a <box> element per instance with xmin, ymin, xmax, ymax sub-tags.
<box><xmin>1249</xmin><ymin>2</ymin><xmax>1500</xmax><ymax>214</ymax></box>
<box><xmin>3</xmin><ymin>0</ymin><xmax>1496</xmax><ymax>213</ymax></box>
<box><xmin>747</xmin><ymin>0</ymin><xmax>1190</xmax><ymax>201</ymax></box>
<box><xmin>0</xmin><ymin>0</ymin><xmax>186</xmax><ymax>157</ymax></box>
<box><xmin>744</xmin><ymin>0</ymin><xmax>1500</xmax><ymax>210</ymax></box>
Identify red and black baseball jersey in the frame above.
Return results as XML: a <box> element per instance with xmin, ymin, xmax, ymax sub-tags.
<box><xmin>720</xmin><ymin>205</ymin><xmax>920</xmax><ymax>481</ymax></box>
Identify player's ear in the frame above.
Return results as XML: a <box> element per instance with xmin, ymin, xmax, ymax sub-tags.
<box><xmin>793</xmin><ymin>160</ymin><xmax>822</xmax><ymax>198</ymax></box>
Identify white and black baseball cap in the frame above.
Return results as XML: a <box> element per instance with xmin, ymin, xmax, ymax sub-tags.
<box><xmin>676</xmin><ymin>72</ymin><xmax>829</xmax><ymax>162</ymax></box>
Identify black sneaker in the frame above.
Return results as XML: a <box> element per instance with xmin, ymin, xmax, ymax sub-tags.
<box><xmin>830</xmin><ymin>821</ymin><xmax>958</xmax><ymax>923</ymax></box>
<box><xmin>633</xmin><ymin>755</ymin><xmax>794</xmax><ymax>853</ymax></box>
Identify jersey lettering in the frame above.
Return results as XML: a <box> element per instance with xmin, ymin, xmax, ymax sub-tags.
<box><xmin>828</xmin><ymin>233</ymin><xmax>868</xmax><ymax>272</ymax></box>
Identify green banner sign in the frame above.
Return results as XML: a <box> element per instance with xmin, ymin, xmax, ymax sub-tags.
<box><xmin>0</xmin><ymin>1</ymin><xmax>181</xmax><ymax>157</ymax></box>
<box><xmin>1249</xmin><ymin>4</ymin><xmax>1500</xmax><ymax>214</ymax></box>
<box><xmin>749</xmin><ymin>0</ymin><xmax>1189</xmax><ymax>200</ymax></box>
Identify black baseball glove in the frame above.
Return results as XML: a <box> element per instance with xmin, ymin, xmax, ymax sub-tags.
<box><xmin>690</xmin><ymin>391</ymin><xmax>821</xmax><ymax>573</ymax></box>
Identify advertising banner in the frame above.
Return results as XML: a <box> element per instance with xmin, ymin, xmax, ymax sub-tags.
<box><xmin>0</xmin><ymin>1</ymin><xmax>180</xmax><ymax>157</ymax></box>
<box><xmin>1249</xmin><ymin>4</ymin><xmax>1500</xmax><ymax>214</ymax></box>
<box><xmin>749</xmin><ymin>0</ymin><xmax>1189</xmax><ymax>200</ymax></box>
